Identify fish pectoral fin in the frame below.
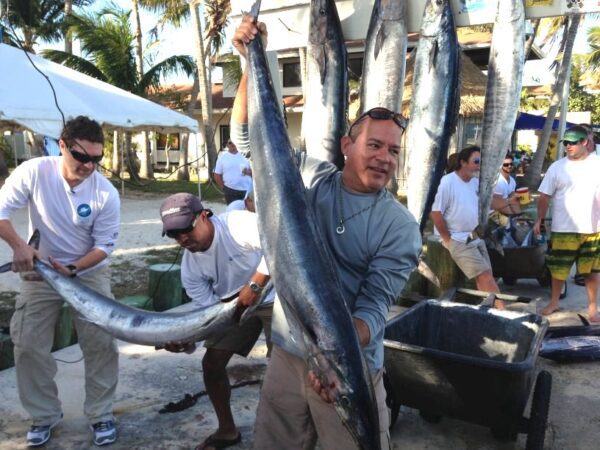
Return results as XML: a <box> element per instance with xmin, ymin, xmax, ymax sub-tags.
<box><xmin>29</xmin><ymin>229</ymin><xmax>41</xmax><ymax>250</ymax></box>
<box><xmin>316</xmin><ymin>45</ymin><xmax>328</xmax><ymax>85</ymax></box>
<box><xmin>374</xmin><ymin>26</ymin><xmax>387</xmax><ymax>60</ymax></box>
<box><xmin>428</xmin><ymin>40</ymin><xmax>439</xmax><ymax>71</ymax></box>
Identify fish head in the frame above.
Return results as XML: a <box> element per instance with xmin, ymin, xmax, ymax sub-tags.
<box><xmin>341</xmin><ymin>117</ymin><xmax>403</xmax><ymax>193</ymax></box>
<box><xmin>420</xmin><ymin>0</ymin><xmax>448</xmax><ymax>37</ymax></box>
<box><xmin>308</xmin><ymin>348</ymin><xmax>379</xmax><ymax>449</ymax></box>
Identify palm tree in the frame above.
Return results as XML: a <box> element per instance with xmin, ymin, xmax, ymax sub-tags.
<box><xmin>137</xmin><ymin>0</ymin><xmax>231</xmax><ymax>179</ymax></box>
<box><xmin>42</xmin><ymin>5</ymin><xmax>195</xmax><ymax>176</ymax></box>
<box><xmin>524</xmin><ymin>14</ymin><xmax>582</xmax><ymax>189</ymax></box>
<box><xmin>130</xmin><ymin>0</ymin><xmax>154</xmax><ymax>178</ymax></box>
<box><xmin>4</xmin><ymin>0</ymin><xmax>93</xmax><ymax>52</ymax></box>
<box><xmin>585</xmin><ymin>25</ymin><xmax>600</xmax><ymax>71</ymax></box>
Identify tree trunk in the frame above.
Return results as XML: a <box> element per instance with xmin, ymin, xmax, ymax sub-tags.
<box><xmin>177</xmin><ymin>133</ymin><xmax>190</xmax><ymax>181</ymax></box>
<box><xmin>524</xmin><ymin>19</ymin><xmax>540</xmax><ymax>61</ymax></box>
<box><xmin>0</xmin><ymin>151</ymin><xmax>8</xmax><ymax>176</ymax></box>
<box><xmin>131</xmin><ymin>0</ymin><xmax>153</xmax><ymax>179</ymax></box>
<box><xmin>64</xmin><ymin>0</ymin><xmax>73</xmax><ymax>54</ymax></box>
<box><xmin>189</xmin><ymin>1</ymin><xmax>218</xmax><ymax>174</ymax></box>
<box><xmin>524</xmin><ymin>14</ymin><xmax>581</xmax><ymax>190</ymax></box>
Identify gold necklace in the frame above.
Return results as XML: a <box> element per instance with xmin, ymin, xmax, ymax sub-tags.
<box><xmin>336</xmin><ymin>181</ymin><xmax>384</xmax><ymax>235</ymax></box>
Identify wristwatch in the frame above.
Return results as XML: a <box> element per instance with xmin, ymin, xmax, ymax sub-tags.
<box><xmin>65</xmin><ymin>264</ymin><xmax>78</xmax><ymax>278</ymax></box>
<box><xmin>248</xmin><ymin>281</ymin><xmax>264</xmax><ymax>293</ymax></box>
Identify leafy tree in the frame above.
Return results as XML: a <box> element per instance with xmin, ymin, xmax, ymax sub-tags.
<box><xmin>41</xmin><ymin>5</ymin><xmax>195</xmax><ymax>175</ymax></box>
<box><xmin>3</xmin><ymin>0</ymin><xmax>94</xmax><ymax>52</ymax></box>
<box><xmin>137</xmin><ymin>0</ymin><xmax>231</xmax><ymax>179</ymax></box>
<box><xmin>524</xmin><ymin>14</ymin><xmax>582</xmax><ymax>189</ymax></box>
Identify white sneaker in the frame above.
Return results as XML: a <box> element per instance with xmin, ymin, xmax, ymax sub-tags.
<box><xmin>91</xmin><ymin>420</ymin><xmax>117</xmax><ymax>446</ymax></box>
<box><xmin>26</xmin><ymin>416</ymin><xmax>62</xmax><ymax>447</ymax></box>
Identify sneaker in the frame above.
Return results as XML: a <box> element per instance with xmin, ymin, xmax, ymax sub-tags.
<box><xmin>26</xmin><ymin>417</ymin><xmax>61</xmax><ymax>447</ymax></box>
<box><xmin>91</xmin><ymin>420</ymin><xmax>117</xmax><ymax>446</ymax></box>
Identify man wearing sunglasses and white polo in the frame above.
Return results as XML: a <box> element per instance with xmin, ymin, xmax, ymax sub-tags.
<box><xmin>430</xmin><ymin>146</ymin><xmax>503</xmax><ymax>306</ymax></box>
<box><xmin>534</xmin><ymin>125</ymin><xmax>600</xmax><ymax>322</ymax></box>
<box><xmin>0</xmin><ymin>116</ymin><xmax>120</xmax><ymax>447</ymax></box>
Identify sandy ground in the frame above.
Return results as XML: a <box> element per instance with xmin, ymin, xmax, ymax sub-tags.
<box><xmin>1</xmin><ymin>194</ymin><xmax>600</xmax><ymax>449</ymax></box>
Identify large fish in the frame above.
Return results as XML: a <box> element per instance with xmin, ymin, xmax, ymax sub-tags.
<box><xmin>29</xmin><ymin>259</ymin><xmax>252</xmax><ymax>347</ymax></box>
<box><xmin>540</xmin><ymin>336</ymin><xmax>600</xmax><ymax>363</ymax></box>
<box><xmin>300</xmin><ymin>0</ymin><xmax>348</xmax><ymax>170</ymax></box>
<box><xmin>406</xmin><ymin>0</ymin><xmax>460</xmax><ymax>233</ymax></box>
<box><xmin>360</xmin><ymin>0</ymin><xmax>407</xmax><ymax>114</ymax></box>
<box><xmin>478</xmin><ymin>0</ymin><xmax>525</xmax><ymax>228</ymax></box>
<box><xmin>245</xmin><ymin>2</ymin><xmax>379</xmax><ymax>448</ymax></box>
<box><xmin>540</xmin><ymin>315</ymin><xmax>600</xmax><ymax>363</ymax></box>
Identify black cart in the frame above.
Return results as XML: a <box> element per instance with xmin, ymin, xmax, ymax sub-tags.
<box><xmin>384</xmin><ymin>300</ymin><xmax>552</xmax><ymax>450</ymax></box>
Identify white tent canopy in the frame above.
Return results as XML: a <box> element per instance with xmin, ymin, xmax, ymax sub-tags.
<box><xmin>0</xmin><ymin>43</ymin><xmax>198</xmax><ymax>139</ymax></box>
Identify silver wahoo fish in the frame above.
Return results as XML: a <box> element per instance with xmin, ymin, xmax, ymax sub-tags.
<box><xmin>300</xmin><ymin>0</ymin><xmax>348</xmax><ymax>170</ymax></box>
<box><xmin>478</xmin><ymin>0</ymin><xmax>525</xmax><ymax>228</ymax></box>
<box><xmin>245</xmin><ymin>2</ymin><xmax>379</xmax><ymax>448</ymax></box>
<box><xmin>407</xmin><ymin>0</ymin><xmax>460</xmax><ymax>232</ymax></box>
<box><xmin>31</xmin><ymin>259</ymin><xmax>248</xmax><ymax>347</ymax></box>
<box><xmin>360</xmin><ymin>0</ymin><xmax>407</xmax><ymax>114</ymax></box>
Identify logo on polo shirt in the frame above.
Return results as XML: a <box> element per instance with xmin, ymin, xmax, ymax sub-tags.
<box><xmin>77</xmin><ymin>204</ymin><xmax>92</xmax><ymax>218</ymax></box>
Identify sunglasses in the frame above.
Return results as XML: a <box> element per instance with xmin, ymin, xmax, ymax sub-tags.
<box><xmin>503</xmin><ymin>163</ymin><xmax>513</xmax><ymax>167</ymax></box>
<box><xmin>348</xmin><ymin>107</ymin><xmax>407</xmax><ymax>137</ymax></box>
<box><xmin>69</xmin><ymin>148</ymin><xmax>103</xmax><ymax>164</ymax></box>
<box><xmin>473</xmin><ymin>158</ymin><xmax>480</xmax><ymax>164</ymax></box>
<box><xmin>562</xmin><ymin>139</ymin><xmax>581</xmax><ymax>147</ymax></box>
<box><xmin>165</xmin><ymin>216</ymin><xmax>198</xmax><ymax>239</ymax></box>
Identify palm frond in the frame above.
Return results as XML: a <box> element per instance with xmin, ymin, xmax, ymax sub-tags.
<box><xmin>138</xmin><ymin>55</ymin><xmax>196</xmax><ymax>94</ymax></box>
<box><xmin>40</xmin><ymin>48</ymin><xmax>109</xmax><ymax>82</ymax></box>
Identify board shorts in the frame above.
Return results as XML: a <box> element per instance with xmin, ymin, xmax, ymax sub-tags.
<box><xmin>546</xmin><ymin>232</ymin><xmax>600</xmax><ymax>281</ymax></box>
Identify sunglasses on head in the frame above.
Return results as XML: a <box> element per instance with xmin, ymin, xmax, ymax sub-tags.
<box><xmin>503</xmin><ymin>162</ymin><xmax>513</xmax><ymax>167</ymax></box>
<box><xmin>562</xmin><ymin>139</ymin><xmax>582</xmax><ymax>147</ymax></box>
<box><xmin>165</xmin><ymin>216</ymin><xmax>199</xmax><ymax>239</ymax></box>
<box><xmin>69</xmin><ymin>148</ymin><xmax>103</xmax><ymax>164</ymax></box>
<box><xmin>348</xmin><ymin>107</ymin><xmax>407</xmax><ymax>137</ymax></box>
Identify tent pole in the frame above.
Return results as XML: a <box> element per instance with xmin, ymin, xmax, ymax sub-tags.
<box><xmin>120</xmin><ymin>132</ymin><xmax>125</xmax><ymax>196</ymax></box>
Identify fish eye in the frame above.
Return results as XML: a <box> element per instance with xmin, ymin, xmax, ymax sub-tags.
<box><xmin>340</xmin><ymin>395</ymin><xmax>351</xmax><ymax>408</ymax></box>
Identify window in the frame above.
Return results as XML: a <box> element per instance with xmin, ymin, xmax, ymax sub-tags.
<box><xmin>219</xmin><ymin>125</ymin><xmax>230</xmax><ymax>149</ymax></box>
<box><xmin>462</xmin><ymin>119</ymin><xmax>483</xmax><ymax>147</ymax></box>
<box><xmin>348</xmin><ymin>57</ymin><xmax>363</xmax><ymax>81</ymax></box>
<box><xmin>156</xmin><ymin>133</ymin><xmax>180</xmax><ymax>150</ymax></box>
<box><xmin>283</xmin><ymin>62</ymin><xmax>302</xmax><ymax>88</ymax></box>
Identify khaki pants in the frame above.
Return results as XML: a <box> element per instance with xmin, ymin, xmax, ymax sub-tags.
<box><xmin>254</xmin><ymin>347</ymin><xmax>391</xmax><ymax>450</ymax></box>
<box><xmin>10</xmin><ymin>266</ymin><xmax>119</xmax><ymax>426</ymax></box>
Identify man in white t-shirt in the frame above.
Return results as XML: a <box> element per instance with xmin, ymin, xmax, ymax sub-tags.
<box><xmin>214</xmin><ymin>140</ymin><xmax>252</xmax><ymax>204</ymax></box>
<box><xmin>0</xmin><ymin>116</ymin><xmax>120</xmax><ymax>447</ymax></box>
<box><xmin>430</xmin><ymin>146</ymin><xmax>503</xmax><ymax>307</ymax></box>
<box><xmin>533</xmin><ymin>126</ymin><xmax>600</xmax><ymax>321</ymax></box>
<box><xmin>158</xmin><ymin>193</ymin><xmax>272</xmax><ymax>450</ymax></box>
<box><xmin>490</xmin><ymin>154</ymin><xmax>520</xmax><ymax>226</ymax></box>
<box><xmin>225</xmin><ymin>188</ymin><xmax>255</xmax><ymax>213</ymax></box>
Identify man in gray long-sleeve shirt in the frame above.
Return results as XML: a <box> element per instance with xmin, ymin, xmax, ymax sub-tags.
<box><xmin>231</xmin><ymin>17</ymin><xmax>421</xmax><ymax>450</ymax></box>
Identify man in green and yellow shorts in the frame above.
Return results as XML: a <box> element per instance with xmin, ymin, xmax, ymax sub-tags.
<box><xmin>533</xmin><ymin>125</ymin><xmax>600</xmax><ymax>322</ymax></box>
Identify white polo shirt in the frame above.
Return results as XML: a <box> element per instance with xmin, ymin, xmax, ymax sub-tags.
<box><xmin>0</xmin><ymin>156</ymin><xmax>120</xmax><ymax>272</ymax></box>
